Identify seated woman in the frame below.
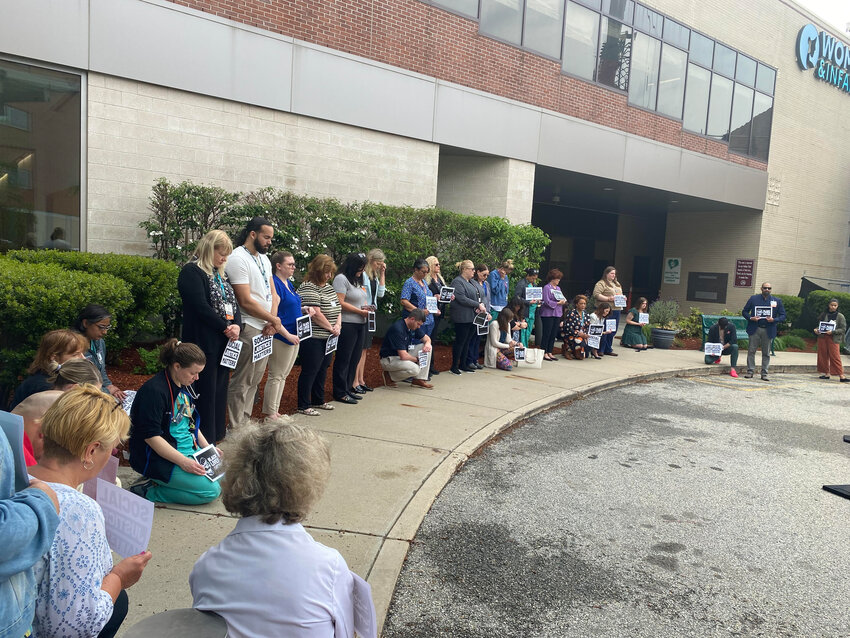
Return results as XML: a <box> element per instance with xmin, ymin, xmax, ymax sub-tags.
<box><xmin>128</xmin><ymin>339</ymin><xmax>221</xmax><ymax>505</ymax></box>
<box><xmin>191</xmin><ymin>420</ymin><xmax>355</xmax><ymax>638</ymax></box>
<box><xmin>562</xmin><ymin>295</ymin><xmax>590</xmax><ymax>360</ymax></box>
<box><xmin>506</xmin><ymin>296</ymin><xmax>528</xmax><ymax>343</ymax></box>
<box><xmin>484</xmin><ymin>308</ymin><xmax>520</xmax><ymax>370</ymax></box>
<box><xmin>11</xmin><ymin>329</ymin><xmax>85</xmax><ymax>409</ymax></box>
<box><xmin>587</xmin><ymin>302</ymin><xmax>614</xmax><ymax>360</ymax></box>
<box><xmin>73</xmin><ymin>304</ymin><xmax>126</xmax><ymax>401</ymax></box>
<box><xmin>621</xmin><ymin>297</ymin><xmax>650</xmax><ymax>350</ymax></box>
<box><xmin>29</xmin><ymin>385</ymin><xmax>151</xmax><ymax>638</ymax></box>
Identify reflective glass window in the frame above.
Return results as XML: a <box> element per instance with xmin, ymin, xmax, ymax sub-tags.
<box><xmin>656</xmin><ymin>43</ymin><xmax>686</xmax><ymax>119</ymax></box>
<box><xmin>689</xmin><ymin>31</ymin><xmax>713</xmax><ymax>67</ymax></box>
<box><xmin>706</xmin><ymin>73</ymin><xmax>733</xmax><ymax>140</ymax></box>
<box><xmin>633</xmin><ymin>4</ymin><xmax>662</xmax><ymax>37</ymax></box>
<box><xmin>682</xmin><ymin>63</ymin><xmax>710</xmax><ymax>134</ymax></box>
<box><xmin>480</xmin><ymin>0</ymin><xmax>523</xmax><ymax>44</ymax></box>
<box><xmin>713</xmin><ymin>42</ymin><xmax>736</xmax><ymax>77</ymax></box>
<box><xmin>750</xmin><ymin>92</ymin><xmax>773</xmax><ymax>161</ymax></box>
<box><xmin>662</xmin><ymin>18</ymin><xmax>689</xmax><ymax>50</ymax></box>
<box><xmin>736</xmin><ymin>54</ymin><xmax>756</xmax><ymax>86</ymax></box>
<box><xmin>628</xmin><ymin>31</ymin><xmax>661</xmax><ymax>109</ymax></box>
<box><xmin>573</xmin><ymin>0</ymin><xmax>601</xmax><ymax>9</ymax></box>
<box><xmin>597</xmin><ymin>16</ymin><xmax>632</xmax><ymax>90</ymax></box>
<box><xmin>729</xmin><ymin>83</ymin><xmax>754</xmax><ymax>154</ymax></box>
<box><xmin>756</xmin><ymin>63</ymin><xmax>776</xmax><ymax>95</ymax></box>
<box><xmin>524</xmin><ymin>0</ymin><xmax>567</xmax><ymax>58</ymax></box>
<box><xmin>0</xmin><ymin>59</ymin><xmax>81</xmax><ymax>252</ymax></box>
<box><xmin>563</xmin><ymin>1</ymin><xmax>600</xmax><ymax>81</ymax></box>
<box><xmin>602</xmin><ymin>0</ymin><xmax>633</xmax><ymax>23</ymax></box>
<box><xmin>432</xmin><ymin>0</ymin><xmax>480</xmax><ymax>18</ymax></box>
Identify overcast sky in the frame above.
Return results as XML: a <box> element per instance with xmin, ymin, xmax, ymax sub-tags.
<box><xmin>796</xmin><ymin>0</ymin><xmax>850</xmax><ymax>33</ymax></box>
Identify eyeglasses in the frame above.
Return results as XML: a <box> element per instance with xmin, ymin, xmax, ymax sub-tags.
<box><xmin>762</xmin><ymin>287</ymin><xmax>771</xmax><ymax>290</ymax></box>
<box><xmin>95</xmin><ymin>324</ymin><xmax>111</xmax><ymax>332</ymax></box>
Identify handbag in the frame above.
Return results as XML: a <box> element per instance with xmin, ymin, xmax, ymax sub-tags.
<box><xmin>518</xmin><ymin>347</ymin><xmax>543</xmax><ymax>369</ymax></box>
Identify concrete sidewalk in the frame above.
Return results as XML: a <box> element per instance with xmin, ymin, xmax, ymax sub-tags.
<box><xmin>117</xmin><ymin>348</ymin><xmax>821</xmax><ymax>635</ymax></box>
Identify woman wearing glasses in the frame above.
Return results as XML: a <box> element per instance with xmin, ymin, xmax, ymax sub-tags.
<box><xmin>73</xmin><ymin>304</ymin><xmax>127</xmax><ymax>401</ymax></box>
<box><xmin>450</xmin><ymin>260</ymin><xmax>486</xmax><ymax>375</ymax></box>
<box><xmin>127</xmin><ymin>339</ymin><xmax>221</xmax><ymax>505</ymax></box>
<box><xmin>425</xmin><ymin>255</ymin><xmax>448</xmax><ymax>376</ymax></box>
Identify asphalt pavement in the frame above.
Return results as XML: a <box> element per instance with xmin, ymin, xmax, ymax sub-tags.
<box><xmin>383</xmin><ymin>374</ymin><xmax>850</xmax><ymax>637</ymax></box>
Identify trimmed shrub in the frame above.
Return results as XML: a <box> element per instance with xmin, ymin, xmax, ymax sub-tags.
<box><xmin>677</xmin><ymin>307</ymin><xmax>703</xmax><ymax>338</ymax></box>
<box><xmin>780</xmin><ymin>335</ymin><xmax>806</xmax><ymax>350</ymax></box>
<box><xmin>648</xmin><ymin>299</ymin><xmax>679</xmax><ymax>329</ymax></box>
<box><xmin>0</xmin><ymin>258</ymin><xmax>132</xmax><ymax>388</ymax></box>
<box><xmin>774</xmin><ymin>293</ymin><xmax>803</xmax><ymax>333</ymax></box>
<box><xmin>798</xmin><ymin>290</ymin><xmax>850</xmax><ymax>331</ymax></box>
<box><xmin>771</xmin><ymin>336</ymin><xmax>786</xmax><ymax>351</ymax></box>
<box><xmin>7</xmin><ymin>250</ymin><xmax>181</xmax><ymax>348</ymax></box>
<box><xmin>788</xmin><ymin>328</ymin><xmax>813</xmax><ymax>339</ymax></box>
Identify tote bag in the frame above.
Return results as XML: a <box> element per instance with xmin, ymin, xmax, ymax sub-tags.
<box><xmin>518</xmin><ymin>347</ymin><xmax>543</xmax><ymax>369</ymax></box>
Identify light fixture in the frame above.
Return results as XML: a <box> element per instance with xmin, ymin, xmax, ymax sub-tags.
<box><xmin>602</xmin><ymin>187</ymin><xmax>615</xmax><ymax>192</ymax></box>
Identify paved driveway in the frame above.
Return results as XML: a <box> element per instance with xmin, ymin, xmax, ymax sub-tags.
<box><xmin>383</xmin><ymin>374</ymin><xmax>850</xmax><ymax>637</ymax></box>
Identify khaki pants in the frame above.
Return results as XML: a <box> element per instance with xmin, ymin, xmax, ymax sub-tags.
<box><xmin>381</xmin><ymin>344</ymin><xmax>431</xmax><ymax>382</ymax></box>
<box><xmin>262</xmin><ymin>338</ymin><xmax>300</xmax><ymax>415</ymax></box>
<box><xmin>227</xmin><ymin>323</ymin><xmax>270</xmax><ymax>428</ymax></box>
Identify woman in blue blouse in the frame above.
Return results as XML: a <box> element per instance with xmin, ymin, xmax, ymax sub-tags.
<box><xmin>73</xmin><ymin>304</ymin><xmax>126</xmax><ymax>401</ymax></box>
<box><xmin>401</xmin><ymin>258</ymin><xmax>438</xmax><ymax>338</ymax></box>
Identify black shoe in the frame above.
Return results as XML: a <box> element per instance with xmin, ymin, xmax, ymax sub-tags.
<box><xmin>605</xmin><ymin>352</ymin><xmax>618</xmax><ymax>357</ymax></box>
<box><xmin>349</xmin><ymin>386</ymin><xmax>366</xmax><ymax>395</ymax></box>
<box><xmin>359</xmin><ymin>384</ymin><xmax>374</xmax><ymax>392</ymax></box>
<box><xmin>461</xmin><ymin>366</ymin><xmax>477</xmax><ymax>373</ymax></box>
<box><xmin>429</xmin><ymin>369</ymin><xmax>440</xmax><ymax>376</ymax></box>
<box><xmin>474</xmin><ymin>363</ymin><xmax>484</xmax><ymax>369</ymax></box>
<box><xmin>129</xmin><ymin>479</ymin><xmax>153</xmax><ymax>499</ymax></box>
<box><xmin>761</xmin><ymin>376</ymin><xmax>770</xmax><ymax>382</ymax></box>
<box><xmin>337</xmin><ymin>395</ymin><xmax>358</xmax><ymax>404</ymax></box>
<box><xmin>841</xmin><ymin>378</ymin><xmax>849</xmax><ymax>383</ymax></box>
<box><xmin>347</xmin><ymin>392</ymin><xmax>363</xmax><ymax>400</ymax></box>
<box><xmin>744</xmin><ymin>371</ymin><xmax>753</xmax><ymax>378</ymax></box>
<box><xmin>450</xmin><ymin>368</ymin><xmax>462</xmax><ymax>375</ymax></box>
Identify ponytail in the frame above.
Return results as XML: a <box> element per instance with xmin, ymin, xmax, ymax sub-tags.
<box><xmin>159</xmin><ymin>339</ymin><xmax>206</xmax><ymax>369</ymax></box>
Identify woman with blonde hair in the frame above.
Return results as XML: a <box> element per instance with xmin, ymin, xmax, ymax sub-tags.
<box><xmin>592</xmin><ymin>265</ymin><xmax>625</xmax><ymax>356</ymax></box>
<box><xmin>295</xmin><ymin>255</ymin><xmax>342</xmax><ymax>416</ymax></box>
<box><xmin>178</xmin><ymin>229</ymin><xmax>242</xmax><ymax>443</ymax></box>
<box><xmin>191</xmin><ymin>420</ymin><xmax>354</xmax><ymax>637</ymax></box>
<box><xmin>11</xmin><ymin>329</ymin><xmax>86</xmax><ymax>409</ymax></box>
<box><xmin>449</xmin><ymin>259</ymin><xmax>486</xmax><ymax>375</ymax></box>
<box><xmin>30</xmin><ymin>385</ymin><xmax>152</xmax><ymax>638</ymax></box>
<box><xmin>425</xmin><ymin>255</ymin><xmax>449</xmax><ymax>376</ymax></box>
<box><xmin>353</xmin><ymin>248</ymin><xmax>386</xmax><ymax>392</ymax></box>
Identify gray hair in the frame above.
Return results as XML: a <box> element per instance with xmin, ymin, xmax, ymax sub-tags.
<box><xmin>221</xmin><ymin>419</ymin><xmax>330</xmax><ymax>525</ymax></box>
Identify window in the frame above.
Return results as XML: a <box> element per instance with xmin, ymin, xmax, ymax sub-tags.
<box><xmin>706</xmin><ymin>73</ymin><xmax>733</xmax><ymax>141</ymax></box>
<box><xmin>656</xmin><ymin>43</ymin><xmax>686</xmax><ymax>119</ymax></box>
<box><xmin>713</xmin><ymin>43</ymin><xmax>736</xmax><ymax>77</ymax></box>
<box><xmin>0</xmin><ymin>59</ymin><xmax>81</xmax><ymax>252</ymax></box>
<box><xmin>628</xmin><ymin>31</ymin><xmax>660</xmax><ymax>109</ymax></box>
<box><xmin>662</xmin><ymin>18</ymin><xmax>689</xmax><ymax>50</ymax></box>
<box><xmin>480</xmin><ymin>0</ymin><xmax>523</xmax><ymax>44</ymax></box>
<box><xmin>729</xmin><ymin>83</ymin><xmax>754</xmax><ymax>154</ymax></box>
<box><xmin>682</xmin><ymin>63</ymin><xmax>710</xmax><ymax>134</ymax></box>
<box><xmin>432</xmin><ymin>0</ymin><xmax>480</xmax><ymax>18</ymax></box>
<box><xmin>602</xmin><ymin>0</ymin><xmax>633</xmax><ymax>23</ymax></box>
<box><xmin>736</xmin><ymin>55</ymin><xmax>756</xmax><ymax>86</ymax></box>
<box><xmin>563</xmin><ymin>1</ymin><xmax>600</xmax><ymax>81</ymax></box>
<box><xmin>756</xmin><ymin>63</ymin><xmax>776</xmax><ymax>95</ymax></box>
<box><xmin>633</xmin><ymin>4</ymin><xmax>662</xmax><ymax>37</ymax></box>
<box><xmin>750</xmin><ymin>92</ymin><xmax>773</xmax><ymax>161</ymax></box>
<box><xmin>597</xmin><ymin>16</ymin><xmax>632</xmax><ymax>90</ymax></box>
<box><xmin>573</xmin><ymin>0</ymin><xmax>600</xmax><ymax>9</ymax></box>
<box><xmin>689</xmin><ymin>31</ymin><xmax>713</xmax><ymax>67</ymax></box>
<box><xmin>524</xmin><ymin>0</ymin><xmax>566</xmax><ymax>59</ymax></box>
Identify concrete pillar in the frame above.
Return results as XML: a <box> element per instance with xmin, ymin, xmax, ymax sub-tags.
<box><xmin>436</xmin><ymin>153</ymin><xmax>535</xmax><ymax>224</ymax></box>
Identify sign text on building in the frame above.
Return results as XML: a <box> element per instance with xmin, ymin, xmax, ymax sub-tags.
<box><xmin>797</xmin><ymin>24</ymin><xmax>850</xmax><ymax>94</ymax></box>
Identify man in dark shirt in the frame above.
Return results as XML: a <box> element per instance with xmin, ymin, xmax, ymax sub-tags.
<box><xmin>704</xmin><ymin>316</ymin><xmax>739</xmax><ymax>378</ymax></box>
<box><xmin>741</xmin><ymin>282</ymin><xmax>786</xmax><ymax>381</ymax></box>
<box><xmin>380</xmin><ymin>309</ymin><xmax>433</xmax><ymax>389</ymax></box>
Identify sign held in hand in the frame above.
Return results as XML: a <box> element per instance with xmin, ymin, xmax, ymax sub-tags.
<box><xmin>96</xmin><ymin>479</ymin><xmax>154</xmax><ymax>558</ymax></box>
<box><xmin>220</xmin><ymin>339</ymin><xmax>243</xmax><ymax>369</ymax></box>
<box><xmin>251</xmin><ymin>334</ymin><xmax>273</xmax><ymax>363</ymax></box>
<box><xmin>704</xmin><ymin>342</ymin><xmax>724</xmax><ymax>357</ymax></box>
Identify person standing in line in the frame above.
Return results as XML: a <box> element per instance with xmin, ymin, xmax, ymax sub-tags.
<box><xmin>178</xmin><ymin>230</ymin><xmax>242</xmax><ymax>443</ymax></box>
<box><xmin>224</xmin><ymin>217</ymin><xmax>281</xmax><ymax>429</ymax></box>
<box><xmin>466</xmin><ymin>263</ymin><xmax>492</xmax><ymax>369</ymax></box>
<box><xmin>514</xmin><ymin>267</ymin><xmax>540</xmax><ymax>348</ymax></box>
<box><xmin>449</xmin><ymin>260</ymin><xmax>486</xmax><ymax>375</ymax></box>
<box><xmin>332</xmin><ymin>253</ymin><xmax>369</xmax><ymax>405</ymax></box>
<box><xmin>353</xmin><ymin>249</ymin><xmax>386</xmax><ymax>393</ymax></box>
<box><xmin>487</xmin><ymin>259</ymin><xmax>513</xmax><ymax>313</ymax></box>
<box><xmin>261</xmin><ymin>251</ymin><xmax>304</xmax><ymax>420</ymax></box>
<box><xmin>813</xmin><ymin>298</ymin><xmax>847</xmax><ymax>382</ymax></box>
<box><xmin>592</xmin><ymin>266</ymin><xmax>625</xmax><ymax>357</ymax></box>
<box><xmin>540</xmin><ymin>269</ymin><xmax>567</xmax><ymax>362</ymax></box>
<box><xmin>742</xmin><ymin>282</ymin><xmax>786</xmax><ymax>381</ymax></box>
<box><xmin>425</xmin><ymin>255</ymin><xmax>449</xmax><ymax>376</ymax></box>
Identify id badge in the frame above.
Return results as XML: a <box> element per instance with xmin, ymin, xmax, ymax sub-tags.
<box><xmin>770</xmin><ymin>300</ymin><xmax>777</xmax><ymax>307</ymax></box>
<box><xmin>266</xmin><ymin>293</ymin><xmax>272</xmax><ymax>303</ymax></box>
<box><xmin>224</xmin><ymin>303</ymin><xmax>234</xmax><ymax>320</ymax></box>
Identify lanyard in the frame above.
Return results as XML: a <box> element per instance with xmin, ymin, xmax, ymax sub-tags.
<box><xmin>243</xmin><ymin>246</ymin><xmax>270</xmax><ymax>292</ymax></box>
<box><xmin>165</xmin><ymin>371</ymin><xmax>200</xmax><ymax>447</ymax></box>
<box><xmin>214</xmin><ymin>273</ymin><xmax>228</xmax><ymax>298</ymax></box>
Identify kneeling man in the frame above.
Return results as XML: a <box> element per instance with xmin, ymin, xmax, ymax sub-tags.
<box><xmin>380</xmin><ymin>309</ymin><xmax>433</xmax><ymax>389</ymax></box>
<box><xmin>705</xmin><ymin>316</ymin><xmax>739</xmax><ymax>378</ymax></box>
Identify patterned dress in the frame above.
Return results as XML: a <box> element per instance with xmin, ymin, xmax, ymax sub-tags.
<box><xmin>563</xmin><ymin>309</ymin><xmax>590</xmax><ymax>359</ymax></box>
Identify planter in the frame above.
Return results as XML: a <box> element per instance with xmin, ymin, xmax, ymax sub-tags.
<box><xmin>651</xmin><ymin>327</ymin><xmax>677</xmax><ymax>349</ymax></box>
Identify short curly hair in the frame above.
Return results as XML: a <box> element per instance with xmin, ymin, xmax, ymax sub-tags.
<box><xmin>221</xmin><ymin>419</ymin><xmax>331</xmax><ymax>525</ymax></box>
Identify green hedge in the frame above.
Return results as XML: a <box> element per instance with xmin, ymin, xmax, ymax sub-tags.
<box><xmin>797</xmin><ymin>290</ymin><xmax>850</xmax><ymax>331</ymax></box>
<box><xmin>7</xmin><ymin>250</ymin><xmax>181</xmax><ymax>348</ymax></box>
<box><xmin>773</xmin><ymin>293</ymin><xmax>803</xmax><ymax>332</ymax></box>
<box><xmin>0</xmin><ymin>258</ymin><xmax>133</xmax><ymax>387</ymax></box>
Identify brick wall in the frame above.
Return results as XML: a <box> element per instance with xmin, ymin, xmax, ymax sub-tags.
<box><xmin>166</xmin><ymin>0</ymin><xmax>766</xmax><ymax>170</ymax></box>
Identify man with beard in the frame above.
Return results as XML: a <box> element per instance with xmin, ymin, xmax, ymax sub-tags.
<box><xmin>225</xmin><ymin>217</ymin><xmax>281</xmax><ymax>428</ymax></box>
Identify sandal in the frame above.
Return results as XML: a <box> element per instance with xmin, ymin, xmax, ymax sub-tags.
<box><xmin>314</xmin><ymin>403</ymin><xmax>335</xmax><ymax>410</ymax></box>
<box><xmin>298</xmin><ymin>408</ymin><xmax>320</xmax><ymax>416</ymax></box>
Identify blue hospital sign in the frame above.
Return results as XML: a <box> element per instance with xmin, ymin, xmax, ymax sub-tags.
<box><xmin>797</xmin><ymin>23</ymin><xmax>850</xmax><ymax>94</ymax></box>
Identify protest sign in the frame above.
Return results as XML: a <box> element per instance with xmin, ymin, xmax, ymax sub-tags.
<box><xmin>251</xmin><ymin>334</ymin><xmax>273</xmax><ymax>363</ymax></box>
<box><xmin>426</xmin><ymin>296</ymin><xmax>438</xmax><ymax>313</ymax></box>
<box><xmin>192</xmin><ymin>445</ymin><xmax>225</xmax><ymax>482</ymax></box>
<box><xmin>613</xmin><ymin>295</ymin><xmax>627</xmax><ymax>308</ymax></box>
<box><xmin>819</xmin><ymin>321</ymin><xmax>836</xmax><ymax>333</ymax></box>
<box><xmin>82</xmin><ymin>455</ymin><xmax>119</xmax><ymax>500</ymax></box>
<box><xmin>418</xmin><ymin>350</ymin><xmax>429</xmax><ymax>368</ymax></box>
<box><xmin>220</xmin><ymin>340</ymin><xmax>242</xmax><ymax>369</ymax></box>
<box><xmin>325</xmin><ymin>334</ymin><xmax>339</xmax><ymax>355</ymax></box>
<box><xmin>704</xmin><ymin>342</ymin><xmax>723</xmax><ymax>357</ymax></box>
<box><xmin>96</xmin><ymin>478</ymin><xmax>154</xmax><ymax>558</ymax></box>
<box><xmin>754</xmin><ymin>306</ymin><xmax>772</xmax><ymax>319</ymax></box>
<box><xmin>473</xmin><ymin>313</ymin><xmax>488</xmax><ymax>327</ymax></box>
<box><xmin>438</xmin><ymin>287</ymin><xmax>454</xmax><ymax>302</ymax></box>
<box><xmin>587</xmin><ymin>323</ymin><xmax>604</xmax><ymax>350</ymax></box>
<box><xmin>552</xmin><ymin>289</ymin><xmax>565</xmax><ymax>301</ymax></box>
<box><xmin>120</xmin><ymin>391</ymin><xmax>137</xmax><ymax>415</ymax></box>
<box><xmin>514</xmin><ymin>346</ymin><xmax>525</xmax><ymax>361</ymax></box>
<box><xmin>605</xmin><ymin>319</ymin><xmax>617</xmax><ymax>333</ymax></box>
<box><xmin>525</xmin><ymin>287</ymin><xmax>543</xmax><ymax>302</ymax></box>
<box><xmin>367</xmin><ymin>311</ymin><xmax>376</xmax><ymax>333</ymax></box>
<box><xmin>351</xmin><ymin>572</ymin><xmax>377</xmax><ymax>638</ymax></box>
<box><xmin>639</xmin><ymin>312</ymin><xmax>649</xmax><ymax>324</ymax></box>
<box><xmin>477</xmin><ymin>323</ymin><xmax>489</xmax><ymax>335</ymax></box>
<box><xmin>296</xmin><ymin>315</ymin><xmax>313</xmax><ymax>340</ymax></box>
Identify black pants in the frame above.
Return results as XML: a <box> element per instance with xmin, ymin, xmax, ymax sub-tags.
<box><xmin>541</xmin><ymin>316</ymin><xmax>560</xmax><ymax>354</ymax></box>
<box><xmin>332</xmin><ymin>322</ymin><xmax>365</xmax><ymax>399</ymax></box>
<box><xmin>297</xmin><ymin>337</ymin><xmax>333</xmax><ymax>410</ymax></box>
<box><xmin>467</xmin><ymin>333</ymin><xmax>483</xmax><ymax>365</ymax></box>
<box><xmin>97</xmin><ymin>589</ymin><xmax>128</xmax><ymax>638</ymax></box>
<box><xmin>430</xmin><ymin>313</ymin><xmax>443</xmax><ymax>371</ymax></box>
<box><xmin>452</xmin><ymin>322</ymin><xmax>475</xmax><ymax>370</ymax></box>
<box><xmin>195</xmin><ymin>348</ymin><xmax>231</xmax><ymax>443</ymax></box>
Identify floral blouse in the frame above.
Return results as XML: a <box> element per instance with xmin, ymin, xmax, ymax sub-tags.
<box><xmin>564</xmin><ymin>309</ymin><xmax>589</xmax><ymax>339</ymax></box>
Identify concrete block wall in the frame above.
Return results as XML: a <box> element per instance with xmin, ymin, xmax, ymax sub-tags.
<box><xmin>87</xmin><ymin>73</ymin><xmax>439</xmax><ymax>254</ymax></box>
<box><xmin>435</xmin><ymin>155</ymin><xmax>534</xmax><ymax>224</ymax></box>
